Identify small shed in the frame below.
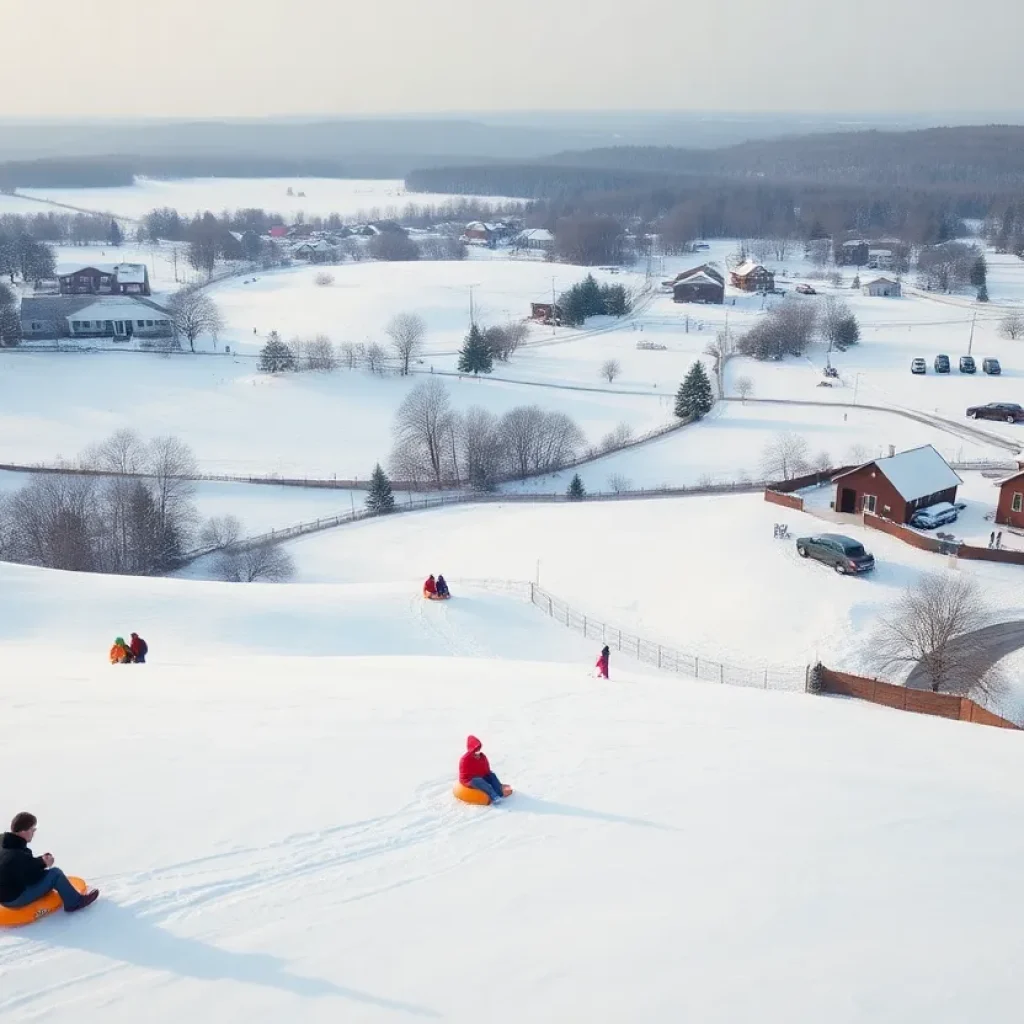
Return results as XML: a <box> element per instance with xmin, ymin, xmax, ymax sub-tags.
<box><xmin>831</xmin><ymin>445</ymin><xmax>961</xmax><ymax>523</ymax></box>
<box><xmin>995</xmin><ymin>469</ymin><xmax>1024</xmax><ymax>529</ymax></box>
<box><xmin>862</xmin><ymin>276</ymin><xmax>901</xmax><ymax>297</ymax></box>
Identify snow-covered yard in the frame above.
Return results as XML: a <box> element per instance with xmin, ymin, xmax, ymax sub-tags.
<box><xmin>3</xmin><ymin>560</ymin><xmax>1024</xmax><ymax>1024</ymax></box>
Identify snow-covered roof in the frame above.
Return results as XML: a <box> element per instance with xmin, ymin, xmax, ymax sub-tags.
<box><xmin>113</xmin><ymin>263</ymin><xmax>146</xmax><ymax>283</ymax></box>
<box><xmin>465</xmin><ymin>221</ymin><xmax>487</xmax><ymax>231</ymax></box>
<box><xmin>836</xmin><ymin>445</ymin><xmax>962</xmax><ymax>501</ymax></box>
<box><xmin>65</xmin><ymin>297</ymin><xmax>168</xmax><ymax>322</ymax></box>
<box><xmin>863</xmin><ymin>276</ymin><xmax>898</xmax><ymax>287</ymax></box>
<box><xmin>868</xmin><ymin>248</ymin><xmax>892</xmax><ymax>256</ymax></box>
<box><xmin>732</xmin><ymin>260</ymin><xmax>766</xmax><ymax>277</ymax></box>
<box><xmin>674</xmin><ymin>271</ymin><xmax>722</xmax><ymax>287</ymax></box>
<box><xmin>56</xmin><ymin>262</ymin><xmax>117</xmax><ymax>277</ymax></box>
<box><xmin>841</xmin><ymin>239</ymin><xmax>867</xmax><ymax>247</ymax></box>
<box><xmin>520</xmin><ymin>228</ymin><xmax>554</xmax><ymax>242</ymax></box>
<box><xmin>994</xmin><ymin>468</ymin><xmax>1024</xmax><ymax>488</ymax></box>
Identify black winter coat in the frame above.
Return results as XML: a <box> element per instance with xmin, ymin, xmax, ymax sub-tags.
<box><xmin>0</xmin><ymin>832</ymin><xmax>46</xmax><ymax>904</ymax></box>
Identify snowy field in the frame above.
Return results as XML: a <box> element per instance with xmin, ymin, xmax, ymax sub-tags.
<box><xmin>0</xmin><ymin>351</ymin><xmax>665</xmax><ymax>477</ymax></box>
<box><xmin>275</xmin><ymin>494</ymin><xmax>1024</xmax><ymax>685</ymax></box>
<box><xmin>209</xmin><ymin>260</ymin><xmax>643</xmax><ymax>358</ymax></box>
<box><xmin>16</xmin><ymin>177</ymin><xmax>524</xmax><ymax>222</ymax></box>
<box><xmin>3</xmin><ymin>561</ymin><xmax>1024</xmax><ymax>1023</ymax></box>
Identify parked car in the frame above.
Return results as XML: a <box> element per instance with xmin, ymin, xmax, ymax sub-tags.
<box><xmin>965</xmin><ymin>402</ymin><xmax>1024</xmax><ymax>423</ymax></box>
<box><xmin>983</xmin><ymin>357</ymin><xmax>1002</xmax><ymax>375</ymax></box>
<box><xmin>934</xmin><ymin>354</ymin><xmax>950</xmax><ymax>373</ymax></box>
<box><xmin>796</xmin><ymin>283</ymin><xmax>817</xmax><ymax>295</ymax></box>
<box><xmin>910</xmin><ymin>502</ymin><xmax>959</xmax><ymax>529</ymax></box>
<box><xmin>910</xmin><ymin>358</ymin><xmax>927</xmax><ymax>374</ymax></box>
<box><xmin>959</xmin><ymin>355</ymin><xmax>976</xmax><ymax>373</ymax></box>
<box><xmin>795</xmin><ymin>534</ymin><xmax>875</xmax><ymax>575</ymax></box>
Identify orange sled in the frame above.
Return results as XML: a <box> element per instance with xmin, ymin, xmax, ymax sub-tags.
<box><xmin>453</xmin><ymin>782</ymin><xmax>513</xmax><ymax>805</ymax></box>
<box><xmin>423</xmin><ymin>591</ymin><xmax>451</xmax><ymax>601</ymax></box>
<box><xmin>0</xmin><ymin>876</ymin><xmax>89</xmax><ymax>927</ymax></box>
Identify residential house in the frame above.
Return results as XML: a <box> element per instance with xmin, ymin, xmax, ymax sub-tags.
<box><xmin>836</xmin><ymin>239</ymin><xmax>870</xmax><ymax>266</ymax></box>
<box><xmin>729</xmin><ymin>261</ymin><xmax>775</xmax><ymax>292</ymax></box>
<box><xmin>670</xmin><ymin>265</ymin><xmax>725</xmax><ymax>304</ymax></box>
<box><xmin>268</xmin><ymin>226</ymin><xmax>289</xmax><ymax>239</ymax></box>
<box><xmin>515</xmin><ymin>228</ymin><xmax>555</xmax><ymax>252</ymax></box>
<box><xmin>995</xmin><ymin>468</ymin><xmax>1024</xmax><ymax>529</ymax></box>
<box><xmin>463</xmin><ymin>221</ymin><xmax>496</xmax><ymax>244</ymax></box>
<box><xmin>867</xmin><ymin>248</ymin><xmax>894</xmax><ymax>269</ymax></box>
<box><xmin>530</xmin><ymin>302</ymin><xmax>561</xmax><ymax>323</ymax></box>
<box><xmin>67</xmin><ymin>297</ymin><xmax>173</xmax><ymax>342</ymax></box>
<box><xmin>862</xmin><ymin>276</ymin><xmax>901</xmax><ymax>297</ymax></box>
<box><xmin>56</xmin><ymin>262</ymin><xmax>151</xmax><ymax>297</ymax></box>
<box><xmin>292</xmin><ymin>239</ymin><xmax>340</xmax><ymax>263</ymax></box>
<box><xmin>21</xmin><ymin>297</ymin><xmax>95</xmax><ymax>339</ymax></box>
<box><xmin>831</xmin><ymin>445</ymin><xmax>961</xmax><ymax>523</ymax></box>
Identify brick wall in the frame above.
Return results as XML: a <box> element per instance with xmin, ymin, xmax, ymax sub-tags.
<box><xmin>863</xmin><ymin>512</ymin><xmax>1024</xmax><ymax>566</ymax></box>
<box><xmin>818</xmin><ymin>666</ymin><xmax>1019</xmax><ymax>730</ymax></box>
<box><xmin>764</xmin><ymin>489</ymin><xmax>804</xmax><ymax>511</ymax></box>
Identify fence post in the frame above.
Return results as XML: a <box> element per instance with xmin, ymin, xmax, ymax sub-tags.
<box><xmin>583</xmin><ymin>615</ymin><xmax>587</xmax><ymax>636</ymax></box>
<box><xmin>719</xmin><ymin>663</ymin><xmax>724</xmax><ymax>684</ymax></box>
<box><xmin>763</xmin><ymin>668</ymin><xmax>768</xmax><ymax>689</ymax></box>
<box><xmin>694</xmin><ymin>656</ymin><xmax>699</xmax><ymax>678</ymax></box>
<box><xmin>636</xmin><ymin>637</ymin><xmax>640</xmax><ymax>658</ymax></box>
<box><xmin>657</xmin><ymin>645</ymin><xmax>662</xmax><ymax>668</ymax></box>
<box><xmin>529</xmin><ymin>582</ymin><xmax>535</xmax><ymax>604</ymax></box>
<box><xmin>548</xmin><ymin>596</ymin><xmax>553</xmax><ymax>616</ymax></box>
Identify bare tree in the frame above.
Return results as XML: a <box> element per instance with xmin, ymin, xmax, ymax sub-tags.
<box><xmin>391</xmin><ymin>378</ymin><xmax>455</xmax><ymax>487</ymax></box>
<box><xmin>386</xmin><ymin>313</ymin><xmax>427</xmax><ymax>375</ymax></box>
<box><xmin>1000</xmin><ymin>310</ymin><xmax>1024</xmax><ymax>340</ymax></box>
<box><xmin>760</xmin><ymin>432</ymin><xmax>810</xmax><ymax>481</ymax></box>
<box><xmin>607</xmin><ymin>473</ymin><xmax>632</xmax><ymax>494</ymax></box>
<box><xmin>148</xmin><ymin>436</ymin><xmax>198</xmax><ymax>563</ymax></box>
<box><xmin>812</xmin><ymin>450</ymin><xmax>834</xmax><ymax>474</ymax></box>
<box><xmin>457</xmin><ymin>406</ymin><xmax>504</xmax><ymax>490</ymax></box>
<box><xmin>735</xmin><ymin>376</ymin><xmax>754</xmax><ymax>402</ymax></box>
<box><xmin>846</xmin><ymin>443</ymin><xmax>870</xmax><ymax>465</ymax></box>
<box><xmin>364</xmin><ymin>342</ymin><xmax>388</xmax><ymax>375</ymax></box>
<box><xmin>871</xmin><ymin>573</ymin><xmax>1002</xmax><ymax>699</ymax></box>
<box><xmin>214</xmin><ymin>542</ymin><xmax>296</xmax><ymax>583</ymax></box>
<box><xmin>3</xmin><ymin>473</ymin><xmax>99</xmax><ymax>571</ymax></box>
<box><xmin>167</xmin><ymin>288</ymin><xmax>225</xmax><ymax>352</ymax></box>
<box><xmin>770</xmin><ymin>237</ymin><xmax>791</xmax><ymax>261</ymax></box>
<box><xmin>600</xmin><ymin>359</ymin><xmax>622</xmax><ymax>383</ymax></box>
<box><xmin>806</xmin><ymin>239</ymin><xmax>831</xmax><ymax>267</ymax></box>
<box><xmin>200</xmin><ymin>514</ymin><xmax>242</xmax><ymax>549</ymax></box>
<box><xmin>499</xmin><ymin>406</ymin><xmax>585</xmax><ymax>478</ymax></box>
<box><xmin>600</xmin><ymin>421</ymin><xmax>633</xmax><ymax>452</ymax></box>
<box><xmin>306</xmin><ymin>334</ymin><xmax>336</xmax><ymax>371</ymax></box>
<box><xmin>314</xmin><ymin>271</ymin><xmax>335</xmax><ymax>286</ymax></box>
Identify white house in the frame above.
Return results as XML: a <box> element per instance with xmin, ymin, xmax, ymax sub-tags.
<box><xmin>66</xmin><ymin>297</ymin><xmax>173</xmax><ymax>341</ymax></box>
<box><xmin>516</xmin><ymin>228</ymin><xmax>555</xmax><ymax>252</ymax></box>
<box><xmin>862</xmin><ymin>276</ymin><xmax>902</xmax><ymax>298</ymax></box>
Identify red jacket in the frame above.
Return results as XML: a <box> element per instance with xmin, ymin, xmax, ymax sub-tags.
<box><xmin>459</xmin><ymin>750</ymin><xmax>491</xmax><ymax>785</ymax></box>
<box><xmin>424</xmin><ymin>576</ymin><xmax>437</xmax><ymax>594</ymax></box>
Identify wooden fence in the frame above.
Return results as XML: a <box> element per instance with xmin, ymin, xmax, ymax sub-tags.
<box><xmin>863</xmin><ymin>512</ymin><xmax>1024</xmax><ymax>566</ymax></box>
<box><xmin>816</xmin><ymin>666</ymin><xmax>1019</xmax><ymax>730</ymax></box>
<box><xmin>764</xmin><ymin>490</ymin><xmax>804</xmax><ymax>511</ymax></box>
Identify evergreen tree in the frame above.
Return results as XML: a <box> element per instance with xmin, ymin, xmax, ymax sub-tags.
<box><xmin>977</xmin><ymin>284</ymin><xmax>990</xmax><ymax>303</ymax></box>
<box><xmin>835</xmin><ymin>315</ymin><xmax>860</xmax><ymax>349</ymax></box>
<box><xmin>109</xmin><ymin>219</ymin><xmax>123</xmax><ymax>247</ymax></box>
<box><xmin>674</xmin><ymin>360</ymin><xmax>714</xmax><ymax>420</ymax></box>
<box><xmin>851</xmin><ymin>274</ymin><xmax>861</xmax><ymax>290</ymax></box>
<box><xmin>458</xmin><ymin>323</ymin><xmax>493</xmax><ymax>374</ymax></box>
<box><xmin>970</xmin><ymin>255</ymin><xmax>987</xmax><ymax>288</ymax></box>
<box><xmin>579</xmin><ymin>274</ymin><xmax>604</xmax><ymax>318</ymax></box>
<box><xmin>567</xmin><ymin>473</ymin><xmax>586</xmax><ymax>500</ymax></box>
<box><xmin>258</xmin><ymin>331</ymin><xmax>296</xmax><ymax>372</ymax></box>
<box><xmin>365</xmin><ymin>463</ymin><xmax>396</xmax><ymax>515</ymax></box>
<box><xmin>600</xmin><ymin>283</ymin><xmax>630</xmax><ymax>316</ymax></box>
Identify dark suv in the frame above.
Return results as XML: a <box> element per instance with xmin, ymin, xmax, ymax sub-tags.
<box><xmin>959</xmin><ymin>355</ymin><xmax>977</xmax><ymax>373</ymax></box>
<box><xmin>934</xmin><ymin>354</ymin><xmax>950</xmax><ymax>373</ymax></box>
<box><xmin>966</xmin><ymin>402</ymin><xmax>1024</xmax><ymax>423</ymax></box>
<box><xmin>796</xmin><ymin>534</ymin><xmax>875</xmax><ymax>575</ymax></box>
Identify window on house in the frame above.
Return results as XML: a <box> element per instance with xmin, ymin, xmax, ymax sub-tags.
<box><xmin>862</xmin><ymin>494</ymin><xmax>877</xmax><ymax>513</ymax></box>
<box><xmin>146</xmin><ymin>320</ymin><xmax>154</xmax><ymax>327</ymax></box>
<box><xmin>31</xmin><ymin>321</ymin><xmax>43</xmax><ymax>330</ymax></box>
<box><xmin>81</xmin><ymin>321</ymin><xmax>91</xmax><ymax>328</ymax></box>
<box><xmin>1013</xmin><ymin>492</ymin><xmax>1023</xmax><ymax>513</ymax></box>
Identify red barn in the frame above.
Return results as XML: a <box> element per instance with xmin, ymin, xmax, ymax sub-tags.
<box><xmin>995</xmin><ymin>469</ymin><xmax>1024</xmax><ymax>529</ymax></box>
<box><xmin>831</xmin><ymin>445</ymin><xmax>961</xmax><ymax>523</ymax></box>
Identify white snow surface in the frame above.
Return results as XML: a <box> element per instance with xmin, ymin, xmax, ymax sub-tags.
<box><xmin>17</xmin><ymin>177</ymin><xmax>524</xmax><ymax>221</ymax></box>
<box><xmin>3</xmin><ymin>560</ymin><xmax>1024</xmax><ymax>1023</ymax></box>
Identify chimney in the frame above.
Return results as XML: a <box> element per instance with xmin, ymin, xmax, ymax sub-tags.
<box><xmin>889</xmin><ymin>445</ymin><xmax>896</xmax><ymax>458</ymax></box>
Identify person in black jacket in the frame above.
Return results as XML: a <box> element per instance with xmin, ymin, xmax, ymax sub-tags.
<box><xmin>0</xmin><ymin>812</ymin><xmax>98</xmax><ymax>912</ymax></box>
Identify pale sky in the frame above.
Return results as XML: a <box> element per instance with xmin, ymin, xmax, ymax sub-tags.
<box><xmin>3</xmin><ymin>0</ymin><xmax>1024</xmax><ymax>118</ymax></box>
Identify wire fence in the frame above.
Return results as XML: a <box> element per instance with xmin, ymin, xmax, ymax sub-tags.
<box><xmin>462</xmin><ymin>578</ymin><xmax>811</xmax><ymax>692</ymax></box>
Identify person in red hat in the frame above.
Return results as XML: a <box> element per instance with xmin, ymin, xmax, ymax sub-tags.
<box><xmin>458</xmin><ymin>735</ymin><xmax>505</xmax><ymax>803</ymax></box>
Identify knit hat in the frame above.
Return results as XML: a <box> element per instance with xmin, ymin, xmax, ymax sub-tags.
<box><xmin>466</xmin><ymin>735</ymin><xmax>482</xmax><ymax>753</ymax></box>
<box><xmin>115</xmin><ymin>637</ymin><xmax>125</xmax><ymax>645</ymax></box>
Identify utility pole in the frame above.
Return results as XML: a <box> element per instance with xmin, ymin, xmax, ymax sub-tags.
<box><xmin>551</xmin><ymin>275</ymin><xmax>557</xmax><ymax>335</ymax></box>
<box><xmin>968</xmin><ymin>310</ymin><xmax>977</xmax><ymax>355</ymax></box>
<box><xmin>468</xmin><ymin>284</ymin><xmax>476</xmax><ymax>327</ymax></box>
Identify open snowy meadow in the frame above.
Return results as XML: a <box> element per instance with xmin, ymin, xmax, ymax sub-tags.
<box><xmin>15</xmin><ymin>177</ymin><xmax>525</xmax><ymax>222</ymax></box>
<box><xmin>3</xmin><ymin>559</ymin><xmax>1024</xmax><ymax>1024</ymax></box>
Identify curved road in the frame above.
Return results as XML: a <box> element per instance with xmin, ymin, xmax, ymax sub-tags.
<box><xmin>906</xmin><ymin>621</ymin><xmax>1024</xmax><ymax>690</ymax></box>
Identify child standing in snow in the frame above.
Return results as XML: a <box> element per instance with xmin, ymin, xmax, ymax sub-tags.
<box><xmin>110</xmin><ymin>637</ymin><xmax>132</xmax><ymax>664</ymax></box>
<box><xmin>595</xmin><ymin>645</ymin><xmax>610</xmax><ymax>679</ymax></box>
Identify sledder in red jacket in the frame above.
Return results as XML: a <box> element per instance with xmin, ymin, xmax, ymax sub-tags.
<box><xmin>423</xmin><ymin>575</ymin><xmax>437</xmax><ymax>596</ymax></box>
<box><xmin>458</xmin><ymin>735</ymin><xmax>505</xmax><ymax>803</ymax></box>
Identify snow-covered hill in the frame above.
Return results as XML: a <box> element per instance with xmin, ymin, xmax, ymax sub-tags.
<box><xmin>2</xmin><ymin>561</ymin><xmax>1024</xmax><ymax>1022</ymax></box>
